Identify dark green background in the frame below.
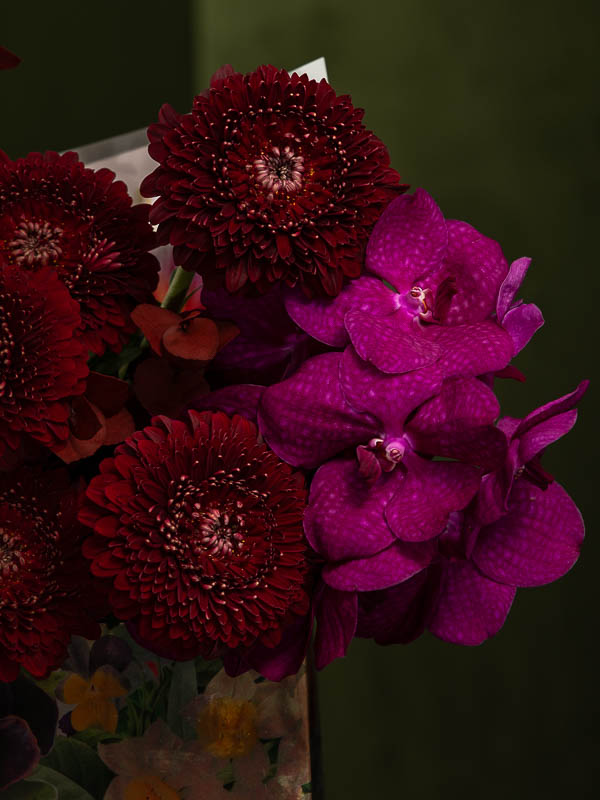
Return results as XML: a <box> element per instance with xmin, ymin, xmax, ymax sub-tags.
<box><xmin>2</xmin><ymin>1</ymin><xmax>598</xmax><ymax>797</ymax></box>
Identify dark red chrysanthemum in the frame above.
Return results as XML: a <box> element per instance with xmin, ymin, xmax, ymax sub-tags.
<box><xmin>0</xmin><ymin>263</ymin><xmax>88</xmax><ymax>458</ymax></box>
<box><xmin>0</xmin><ymin>150</ymin><xmax>159</xmax><ymax>354</ymax></box>
<box><xmin>141</xmin><ymin>64</ymin><xmax>405</xmax><ymax>297</ymax></box>
<box><xmin>80</xmin><ymin>411</ymin><xmax>310</xmax><ymax>660</ymax></box>
<box><xmin>0</xmin><ymin>469</ymin><xmax>102</xmax><ymax>682</ymax></box>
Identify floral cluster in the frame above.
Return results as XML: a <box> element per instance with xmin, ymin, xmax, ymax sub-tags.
<box><xmin>0</xmin><ymin>57</ymin><xmax>587</xmax><ymax>796</ymax></box>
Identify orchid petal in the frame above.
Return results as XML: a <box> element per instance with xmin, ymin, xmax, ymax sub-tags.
<box><xmin>314</xmin><ymin>586</ymin><xmax>358</xmax><ymax>670</ymax></box>
<box><xmin>502</xmin><ymin>302</ymin><xmax>544</xmax><ymax>355</ymax></box>
<box><xmin>472</xmin><ymin>479</ymin><xmax>584</xmax><ymax>587</ymax></box>
<box><xmin>258</xmin><ymin>353</ymin><xmax>377</xmax><ymax>468</ymax></box>
<box><xmin>284</xmin><ymin>276</ymin><xmax>397</xmax><ymax>346</ymax></box>
<box><xmin>365</xmin><ymin>189</ymin><xmax>448</xmax><ymax>289</ymax></box>
<box><xmin>428</xmin><ymin>560</ymin><xmax>515</xmax><ymax>645</ymax></box>
<box><xmin>356</xmin><ymin>570</ymin><xmax>432</xmax><ymax>644</ymax></box>
<box><xmin>496</xmin><ymin>257</ymin><xmax>532</xmax><ymax>320</ymax></box>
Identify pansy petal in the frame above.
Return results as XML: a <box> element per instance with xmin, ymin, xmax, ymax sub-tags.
<box><xmin>365</xmin><ymin>189</ymin><xmax>448</xmax><ymax>289</ymax></box>
<box><xmin>305</xmin><ymin>459</ymin><xmax>397</xmax><ymax>561</ymax></box>
<box><xmin>322</xmin><ymin>540</ymin><xmax>436</xmax><ymax>592</ymax></box>
<box><xmin>502</xmin><ymin>302</ymin><xmax>544</xmax><ymax>355</ymax></box>
<box><xmin>428</xmin><ymin>560</ymin><xmax>516</xmax><ymax>645</ymax></box>
<box><xmin>472</xmin><ymin>479</ymin><xmax>584</xmax><ymax>587</ymax></box>
<box><xmin>314</xmin><ymin>585</ymin><xmax>358</xmax><ymax>670</ymax></box>
<box><xmin>496</xmin><ymin>257</ymin><xmax>532</xmax><ymax>320</ymax></box>
<box><xmin>442</xmin><ymin>220</ymin><xmax>508</xmax><ymax>324</ymax></box>
<box><xmin>284</xmin><ymin>276</ymin><xmax>397</xmax><ymax>346</ymax></box>
<box><xmin>340</xmin><ymin>346</ymin><xmax>442</xmax><ymax>430</ymax></box>
<box><xmin>385</xmin><ymin>459</ymin><xmax>480</xmax><ymax>542</ymax></box>
<box><xmin>0</xmin><ymin>716</ymin><xmax>40</xmax><ymax>789</ymax></box>
<box><xmin>356</xmin><ymin>569</ymin><xmax>434</xmax><ymax>644</ymax></box>
<box><xmin>258</xmin><ymin>353</ymin><xmax>377</xmax><ymax>468</ymax></box>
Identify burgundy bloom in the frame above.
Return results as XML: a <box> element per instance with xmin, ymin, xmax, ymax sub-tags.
<box><xmin>80</xmin><ymin>411</ymin><xmax>311</xmax><ymax>662</ymax></box>
<box><xmin>142</xmin><ymin>64</ymin><xmax>404</xmax><ymax>297</ymax></box>
<box><xmin>0</xmin><ymin>263</ymin><xmax>88</xmax><ymax>458</ymax></box>
<box><xmin>0</xmin><ymin>469</ymin><xmax>102</xmax><ymax>682</ymax></box>
<box><xmin>0</xmin><ymin>150</ymin><xmax>159</xmax><ymax>354</ymax></box>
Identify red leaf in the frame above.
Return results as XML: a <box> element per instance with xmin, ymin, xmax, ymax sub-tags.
<box><xmin>131</xmin><ymin>304</ymin><xmax>180</xmax><ymax>355</ymax></box>
<box><xmin>162</xmin><ymin>317</ymin><xmax>220</xmax><ymax>362</ymax></box>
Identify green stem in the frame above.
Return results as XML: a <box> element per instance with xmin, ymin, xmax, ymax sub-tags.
<box><xmin>160</xmin><ymin>266</ymin><xmax>195</xmax><ymax>313</ymax></box>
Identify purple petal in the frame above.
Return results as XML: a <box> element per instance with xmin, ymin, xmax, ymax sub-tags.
<box><xmin>365</xmin><ymin>189</ymin><xmax>448</xmax><ymax>289</ymax></box>
<box><xmin>384</xmin><ymin>458</ymin><xmax>480</xmax><ymax>542</ymax></box>
<box><xmin>356</xmin><ymin>570</ymin><xmax>433</xmax><ymax>644</ymax></box>
<box><xmin>442</xmin><ymin>220</ymin><xmax>509</xmax><ymax>324</ymax></box>
<box><xmin>314</xmin><ymin>585</ymin><xmax>358</xmax><ymax>670</ymax></box>
<box><xmin>225</xmin><ymin>613</ymin><xmax>313</xmax><ymax>682</ymax></box>
<box><xmin>190</xmin><ymin>384</ymin><xmax>264</xmax><ymax>421</ymax></box>
<box><xmin>472</xmin><ymin>479</ymin><xmax>584</xmax><ymax>587</ymax></box>
<box><xmin>473</xmin><ymin>439</ymin><xmax>521</xmax><ymax>527</ymax></box>
<box><xmin>428</xmin><ymin>560</ymin><xmax>516</xmax><ymax>645</ymax></box>
<box><xmin>502</xmin><ymin>302</ymin><xmax>544</xmax><ymax>355</ymax></box>
<box><xmin>305</xmin><ymin>459</ymin><xmax>397</xmax><ymax>561</ymax></box>
<box><xmin>519</xmin><ymin>409</ymin><xmax>578</xmax><ymax>464</ymax></box>
<box><xmin>258</xmin><ymin>353</ymin><xmax>377</xmax><ymax>468</ymax></box>
<box><xmin>0</xmin><ymin>716</ymin><xmax>40</xmax><ymax>789</ymax></box>
<box><xmin>9</xmin><ymin>677</ymin><xmax>59</xmax><ymax>757</ymax></box>
<box><xmin>432</xmin><ymin>320</ymin><xmax>513</xmax><ymax>378</ymax></box>
<box><xmin>322</xmin><ymin>539</ymin><xmax>436</xmax><ymax>592</ymax></box>
<box><xmin>496</xmin><ymin>257</ymin><xmax>532</xmax><ymax>320</ymax></box>
<box><xmin>516</xmin><ymin>380</ymin><xmax>589</xmax><ymax>438</ymax></box>
<box><xmin>340</xmin><ymin>346</ymin><xmax>442</xmax><ymax>431</ymax></box>
<box><xmin>346</xmin><ymin>310</ymin><xmax>442</xmax><ymax>374</ymax></box>
<box><xmin>406</xmin><ymin>377</ymin><xmax>506</xmax><ymax>470</ymax></box>
<box><xmin>284</xmin><ymin>277</ymin><xmax>398</xmax><ymax>346</ymax></box>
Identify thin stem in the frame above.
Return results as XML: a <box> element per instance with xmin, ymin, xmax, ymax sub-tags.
<box><xmin>161</xmin><ymin>266</ymin><xmax>195</xmax><ymax>312</ymax></box>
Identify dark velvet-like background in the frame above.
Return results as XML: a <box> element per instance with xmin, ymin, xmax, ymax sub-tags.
<box><xmin>2</xmin><ymin>1</ymin><xmax>598</xmax><ymax>797</ymax></box>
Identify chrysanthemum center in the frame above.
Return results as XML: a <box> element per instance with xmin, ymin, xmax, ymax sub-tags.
<box><xmin>8</xmin><ymin>219</ymin><xmax>64</xmax><ymax>267</ymax></box>
<box><xmin>254</xmin><ymin>146</ymin><xmax>304</xmax><ymax>195</ymax></box>
<box><xmin>197</xmin><ymin>696</ymin><xmax>258</xmax><ymax>758</ymax></box>
<box><xmin>198</xmin><ymin>506</ymin><xmax>245</xmax><ymax>557</ymax></box>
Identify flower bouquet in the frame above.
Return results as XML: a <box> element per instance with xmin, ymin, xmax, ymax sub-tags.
<box><xmin>0</xmin><ymin>51</ymin><xmax>587</xmax><ymax>799</ymax></box>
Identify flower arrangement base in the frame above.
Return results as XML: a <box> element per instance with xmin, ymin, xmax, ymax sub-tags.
<box><xmin>2</xmin><ymin>627</ymin><xmax>315</xmax><ymax>799</ymax></box>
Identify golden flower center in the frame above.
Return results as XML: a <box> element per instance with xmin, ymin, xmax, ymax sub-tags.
<box><xmin>197</xmin><ymin>697</ymin><xmax>259</xmax><ymax>758</ymax></box>
<box><xmin>123</xmin><ymin>775</ymin><xmax>181</xmax><ymax>800</ymax></box>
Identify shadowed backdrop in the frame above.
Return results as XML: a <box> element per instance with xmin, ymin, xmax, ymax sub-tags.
<box><xmin>2</xmin><ymin>1</ymin><xmax>598</xmax><ymax>797</ymax></box>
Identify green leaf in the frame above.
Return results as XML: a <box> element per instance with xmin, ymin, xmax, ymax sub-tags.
<box><xmin>71</xmin><ymin>727</ymin><xmax>123</xmax><ymax>748</ymax></box>
<box><xmin>40</xmin><ymin>739</ymin><xmax>113</xmax><ymax>800</ymax></box>
<box><xmin>27</xmin><ymin>766</ymin><xmax>95</xmax><ymax>800</ymax></box>
<box><xmin>302</xmin><ymin>781</ymin><xmax>313</xmax><ymax>793</ymax></box>
<box><xmin>1</xmin><ymin>778</ymin><xmax>57</xmax><ymax>800</ymax></box>
<box><xmin>167</xmin><ymin>660</ymin><xmax>197</xmax><ymax>739</ymax></box>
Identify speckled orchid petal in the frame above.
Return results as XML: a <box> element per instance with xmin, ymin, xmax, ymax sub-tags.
<box><xmin>237</xmin><ymin>614</ymin><xmax>314</xmax><ymax>682</ymax></box>
<box><xmin>340</xmin><ymin>346</ymin><xmax>442</xmax><ymax>431</ymax></box>
<box><xmin>314</xmin><ymin>585</ymin><xmax>358</xmax><ymax>670</ymax></box>
<box><xmin>384</xmin><ymin>458</ymin><xmax>480</xmax><ymax>542</ymax></box>
<box><xmin>502</xmin><ymin>302</ymin><xmax>544</xmax><ymax>355</ymax></box>
<box><xmin>356</xmin><ymin>570</ymin><xmax>433</xmax><ymax>645</ymax></box>
<box><xmin>515</xmin><ymin>380</ymin><xmax>589</xmax><ymax>439</ymax></box>
<box><xmin>258</xmin><ymin>353</ymin><xmax>378</xmax><ymax>468</ymax></box>
<box><xmin>428</xmin><ymin>560</ymin><xmax>516</xmax><ymax>645</ymax></box>
<box><xmin>518</xmin><ymin>409</ymin><xmax>578</xmax><ymax>464</ymax></box>
<box><xmin>474</xmin><ymin>439</ymin><xmax>521</xmax><ymax>527</ymax></box>
<box><xmin>322</xmin><ymin>539</ymin><xmax>436</xmax><ymax>592</ymax></box>
<box><xmin>283</xmin><ymin>276</ymin><xmax>398</xmax><ymax>346</ymax></box>
<box><xmin>190</xmin><ymin>384</ymin><xmax>264</xmax><ymax>422</ymax></box>
<box><xmin>496</xmin><ymin>257</ymin><xmax>532</xmax><ymax>320</ymax></box>
<box><xmin>345</xmin><ymin>310</ymin><xmax>442</xmax><ymax>373</ymax></box>
<box><xmin>472</xmin><ymin>479</ymin><xmax>584</xmax><ymax>587</ymax></box>
<box><xmin>441</xmin><ymin>220</ymin><xmax>508</xmax><ymax>324</ymax></box>
<box><xmin>365</xmin><ymin>189</ymin><xmax>448</xmax><ymax>289</ymax></box>
<box><xmin>305</xmin><ymin>459</ymin><xmax>398</xmax><ymax>561</ymax></box>
<box><xmin>430</xmin><ymin>320</ymin><xmax>513</xmax><ymax>378</ymax></box>
<box><xmin>407</xmin><ymin>377</ymin><xmax>507</xmax><ymax>470</ymax></box>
